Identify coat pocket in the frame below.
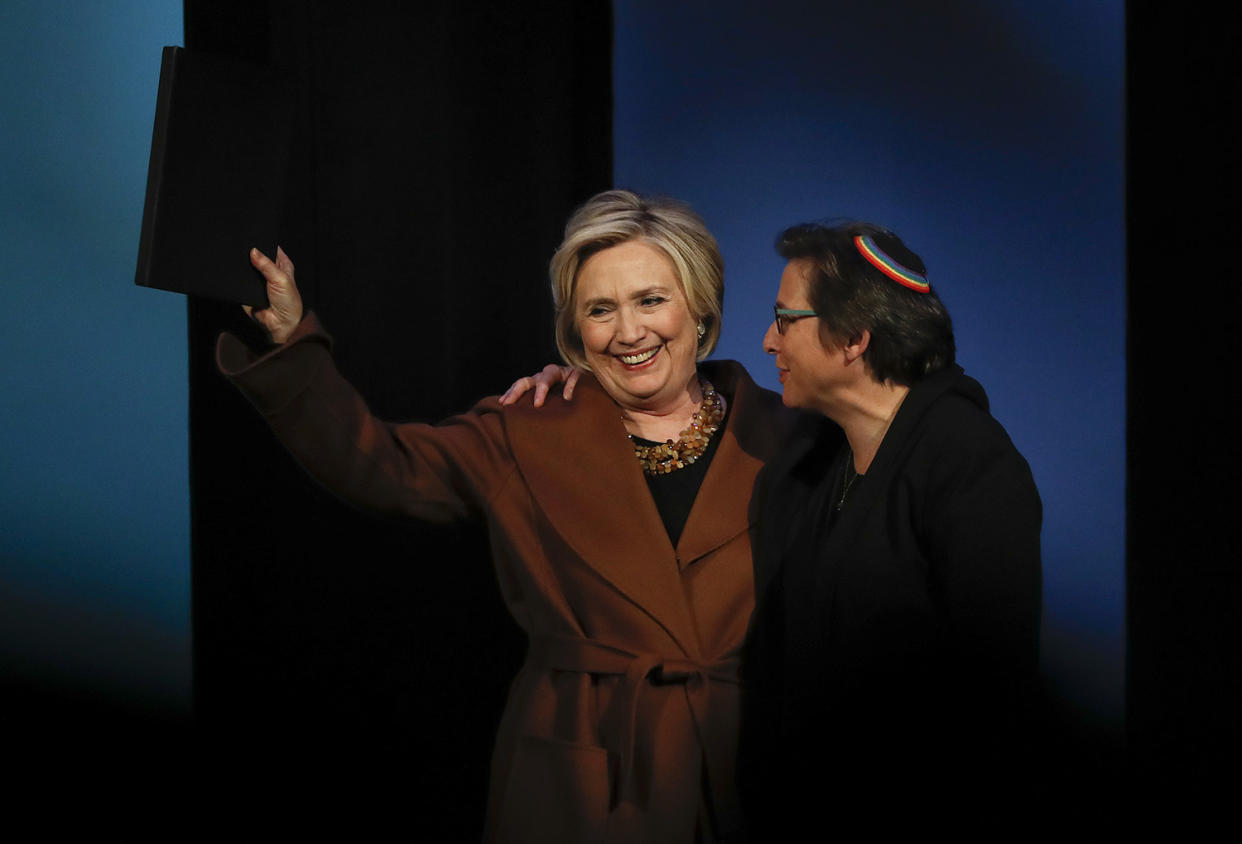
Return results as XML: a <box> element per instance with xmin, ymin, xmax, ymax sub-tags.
<box><xmin>494</xmin><ymin>735</ymin><xmax>611</xmax><ymax>844</ymax></box>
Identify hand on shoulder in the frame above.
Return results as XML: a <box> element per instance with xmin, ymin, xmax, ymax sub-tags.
<box><xmin>500</xmin><ymin>363</ymin><xmax>581</xmax><ymax>408</ymax></box>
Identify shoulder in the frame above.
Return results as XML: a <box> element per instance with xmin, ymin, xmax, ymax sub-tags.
<box><xmin>932</xmin><ymin>403</ymin><xmax>1019</xmax><ymax>467</ymax></box>
<box><xmin>493</xmin><ymin>369</ymin><xmax>613</xmax><ymax>427</ymax></box>
<box><xmin>496</xmin><ymin>370</ymin><xmax>631</xmax><ymax>461</ymax></box>
<box><xmin>900</xmin><ymin>371</ymin><xmax>1038</xmax><ymax>504</ymax></box>
<box><xmin>921</xmin><ymin>393</ymin><xmax>1010</xmax><ymax>453</ymax></box>
<box><xmin>702</xmin><ymin>359</ymin><xmax>801</xmax><ymax>442</ymax></box>
<box><xmin>899</xmin><ymin>368</ymin><xmax>1014</xmax><ymax>454</ymax></box>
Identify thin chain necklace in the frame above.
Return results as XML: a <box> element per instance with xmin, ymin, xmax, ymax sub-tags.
<box><xmin>836</xmin><ymin>391</ymin><xmax>903</xmax><ymax>511</ymax></box>
<box><xmin>835</xmin><ymin>448</ymin><xmax>860</xmax><ymax>511</ymax></box>
<box><xmin>629</xmin><ymin>378</ymin><xmax>724</xmax><ymax>476</ymax></box>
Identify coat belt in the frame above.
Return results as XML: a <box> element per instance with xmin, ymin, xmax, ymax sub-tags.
<box><xmin>528</xmin><ymin>633</ymin><xmax>741</xmax><ymax>830</ymax></box>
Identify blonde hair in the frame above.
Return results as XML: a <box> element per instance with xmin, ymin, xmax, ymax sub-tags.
<box><xmin>549</xmin><ymin>190</ymin><xmax>724</xmax><ymax>370</ymax></box>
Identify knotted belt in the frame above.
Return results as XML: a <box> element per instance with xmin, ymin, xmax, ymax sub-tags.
<box><xmin>528</xmin><ymin>633</ymin><xmax>741</xmax><ymax>830</ymax></box>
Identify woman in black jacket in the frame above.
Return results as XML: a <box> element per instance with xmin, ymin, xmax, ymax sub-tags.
<box><xmin>741</xmin><ymin>222</ymin><xmax>1042</xmax><ymax>829</ymax></box>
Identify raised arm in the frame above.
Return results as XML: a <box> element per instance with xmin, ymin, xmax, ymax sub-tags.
<box><xmin>219</xmin><ymin>250</ymin><xmax>515</xmax><ymax>523</ymax></box>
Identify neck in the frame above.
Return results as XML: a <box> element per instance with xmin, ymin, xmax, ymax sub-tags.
<box><xmin>826</xmin><ymin>379</ymin><xmax>909</xmax><ymax>474</ymax></box>
<box><xmin>621</xmin><ymin>374</ymin><xmax>703</xmax><ymax>441</ymax></box>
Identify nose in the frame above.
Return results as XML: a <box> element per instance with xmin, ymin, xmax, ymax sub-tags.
<box><xmin>763</xmin><ymin>320</ymin><xmax>780</xmax><ymax>355</ymax></box>
<box><xmin>615</xmin><ymin>306</ymin><xmax>645</xmax><ymax>345</ymax></box>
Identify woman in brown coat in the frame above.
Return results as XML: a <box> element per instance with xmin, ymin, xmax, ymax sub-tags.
<box><xmin>218</xmin><ymin>190</ymin><xmax>793</xmax><ymax>843</ymax></box>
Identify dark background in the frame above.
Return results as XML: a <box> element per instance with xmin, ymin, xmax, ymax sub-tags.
<box><xmin>183</xmin><ymin>2</ymin><xmax>609</xmax><ymax>832</ymax></box>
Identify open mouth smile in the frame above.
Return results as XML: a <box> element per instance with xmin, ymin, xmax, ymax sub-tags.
<box><xmin>617</xmin><ymin>346</ymin><xmax>661</xmax><ymax>367</ymax></box>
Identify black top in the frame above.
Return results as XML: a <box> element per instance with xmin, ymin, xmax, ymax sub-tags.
<box><xmin>631</xmin><ymin>395</ymin><xmax>731</xmax><ymax>547</ymax></box>
<box><xmin>780</xmin><ymin>446</ymin><xmax>862</xmax><ymax>650</ymax></box>
<box><xmin>740</xmin><ymin>364</ymin><xmax>1042</xmax><ymax>829</ymax></box>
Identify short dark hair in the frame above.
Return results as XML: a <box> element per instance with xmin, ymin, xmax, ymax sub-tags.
<box><xmin>775</xmin><ymin>221</ymin><xmax>955</xmax><ymax>385</ymax></box>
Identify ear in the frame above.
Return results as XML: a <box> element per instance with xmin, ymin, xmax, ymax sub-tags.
<box><xmin>842</xmin><ymin>329</ymin><xmax>870</xmax><ymax>365</ymax></box>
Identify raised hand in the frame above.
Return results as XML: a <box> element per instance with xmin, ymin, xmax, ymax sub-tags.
<box><xmin>243</xmin><ymin>246</ymin><xmax>304</xmax><ymax>345</ymax></box>
<box><xmin>500</xmin><ymin>363</ymin><xmax>582</xmax><ymax>407</ymax></box>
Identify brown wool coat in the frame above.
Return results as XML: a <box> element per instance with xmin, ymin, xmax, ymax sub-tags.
<box><xmin>218</xmin><ymin>314</ymin><xmax>795</xmax><ymax>843</ymax></box>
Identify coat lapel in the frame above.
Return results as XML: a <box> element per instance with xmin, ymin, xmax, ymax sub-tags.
<box><xmin>504</xmin><ymin>372</ymin><xmax>699</xmax><ymax>654</ymax></box>
<box><xmin>674</xmin><ymin>363</ymin><xmax>781</xmax><ymax>566</ymax></box>
<box><xmin>504</xmin><ymin>361</ymin><xmax>791</xmax><ymax>657</ymax></box>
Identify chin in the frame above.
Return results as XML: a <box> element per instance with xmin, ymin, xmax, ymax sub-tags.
<box><xmin>616</xmin><ymin>361</ymin><xmax>674</xmax><ymax>388</ymax></box>
<box><xmin>779</xmin><ymin>388</ymin><xmax>807</xmax><ymax>411</ymax></box>
<box><xmin>622</xmin><ymin>381</ymin><xmax>671</xmax><ymax>403</ymax></box>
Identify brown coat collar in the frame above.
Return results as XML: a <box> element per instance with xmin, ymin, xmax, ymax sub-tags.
<box><xmin>503</xmin><ymin>361</ymin><xmax>785</xmax><ymax>656</ymax></box>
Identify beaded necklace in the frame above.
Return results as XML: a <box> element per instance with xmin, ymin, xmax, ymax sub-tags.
<box><xmin>629</xmin><ymin>378</ymin><xmax>724</xmax><ymax>476</ymax></box>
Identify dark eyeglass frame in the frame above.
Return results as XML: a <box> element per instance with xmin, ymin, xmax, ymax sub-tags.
<box><xmin>774</xmin><ymin>306</ymin><xmax>817</xmax><ymax>335</ymax></box>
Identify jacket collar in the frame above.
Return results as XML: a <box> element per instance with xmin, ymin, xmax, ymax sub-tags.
<box><xmin>867</xmin><ymin>364</ymin><xmax>974</xmax><ymax>482</ymax></box>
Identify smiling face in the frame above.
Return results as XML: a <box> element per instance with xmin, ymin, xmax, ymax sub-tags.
<box><xmin>574</xmin><ymin>239</ymin><xmax>701</xmax><ymax>413</ymax></box>
<box><xmin>763</xmin><ymin>258</ymin><xmax>844</xmax><ymax>415</ymax></box>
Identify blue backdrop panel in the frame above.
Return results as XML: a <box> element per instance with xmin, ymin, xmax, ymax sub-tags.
<box><xmin>0</xmin><ymin>1</ymin><xmax>188</xmax><ymax>712</ymax></box>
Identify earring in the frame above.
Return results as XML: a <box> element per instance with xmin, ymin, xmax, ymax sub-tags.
<box><xmin>697</xmin><ymin>321</ymin><xmax>706</xmax><ymax>338</ymax></box>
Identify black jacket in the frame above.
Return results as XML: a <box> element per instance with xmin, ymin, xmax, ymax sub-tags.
<box><xmin>739</xmin><ymin>365</ymin><xmax>1042</xmax><ymax>827</ymax></box>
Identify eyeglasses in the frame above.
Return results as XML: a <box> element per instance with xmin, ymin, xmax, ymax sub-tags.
<box><xmin>773</xmin><ymin>306</ymin><xmax>817</xmax><ymax>335</ymax></box>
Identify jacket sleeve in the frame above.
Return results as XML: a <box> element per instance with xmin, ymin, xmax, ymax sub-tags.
<box><xmin>216</xmin><ymin>312</ymin><xmax>516</xmax><ymax>523</ymax></box>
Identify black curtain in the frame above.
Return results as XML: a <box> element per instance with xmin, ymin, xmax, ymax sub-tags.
<box><xmin>184</xmin><ymin>1</ymin><xmax>611</xmax><ymax>831</ymax></box>
<box><xmin>1126</xmin><ymin>3</ymin><xmax>1241</xmax><ymax>807</ymax></box>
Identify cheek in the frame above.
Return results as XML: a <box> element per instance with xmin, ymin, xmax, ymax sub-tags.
<box><xmin>664</xmin><ymin>309</ymin><xmax>696</xmax><ymax>344</ymax></box>
<box><xmin>576</xmin><ymin>320</ymin><xmax>610</xmax><ymax>356</ymax></box>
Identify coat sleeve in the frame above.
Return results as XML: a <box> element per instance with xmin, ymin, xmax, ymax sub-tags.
<box><xmin>918</xmin><ymin>411</ymin><xmax>1043</xmax><ymax>674</ymax></box>
<box><xmin>216</xmin><ymin>313</ymin><xmax>516</xmax><ymax>523</ymax></box>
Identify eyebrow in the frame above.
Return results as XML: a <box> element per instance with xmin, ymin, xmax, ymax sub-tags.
<box><xmin>579</xmin><ymin>295</ymin><xmax>613</xmax><ymax>311</ymax></box>
<box><xmin>630</xmin><ymin>285</ymin><xmax>672</xmax><ymax>299</ymax></box>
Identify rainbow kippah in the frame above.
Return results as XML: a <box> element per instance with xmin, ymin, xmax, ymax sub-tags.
<box><xmin>854</xmin><ymin>234</ymin><xmax>929</xmax><ymax>293</ymax></box>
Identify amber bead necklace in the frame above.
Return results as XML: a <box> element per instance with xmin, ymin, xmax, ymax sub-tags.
<box><xmin>629</xmin><ymin>378</ymin><xmax>724</xmax><ymax>476</ymax></box>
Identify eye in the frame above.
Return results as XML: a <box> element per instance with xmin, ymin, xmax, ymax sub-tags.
<box><xmin>640</xmin><ymin>295</ymin><xmax>668</xmax><ymax>307</ymax></box>
<box><xmin>585</xmin><ymin>304</ymin><xmax>612</xmax><ymax>318</ymax></box>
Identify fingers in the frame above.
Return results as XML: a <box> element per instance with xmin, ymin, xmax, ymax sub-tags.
<box><xmin>242</xmin><ymin>302</ymin><xmax>274</xmax><ymax>333</ymax></box>
<box><xmin>563</xmin><ymin>368</ymin><xmax>581</xmax><ymax>400</ymax></box>
<box><xmin>242</xmin><ymin>302</ymin><xmax>270</xmax><ymax>327</ymax></box>
<box><xmin>499</xmin><ymin>365</ymin><xmax>578</xmax><ymax>407</ymax></box>
<box><xmin>250</xmin><ymin>246</ymin><xmax>273</xmax><ymax>272</ymax></box>
<box><xmin>275</xmin><ymin>245</ymin><xmax>295</xmax><ymax>276</ymax></box>
<box><xmin>499</xmin><ymin>376</ymin><xmax>531</xmax><ymax>406</ymax></box>
<box><xmin>251</xmin><ymin>247</ymin><xmax>295</xmax><ymax>287</ymax></box>
<box><xmin>250</xmin><ymin>248</ymin><xmax>283</xmax><ymax>296</ymax></box>
<box><xmin>535</xmin><ymin>363</ymin><xmax>567</xmax><ymax>408</ymax></box>
<box><xmin>247</xmin><ymin>247</ymin><xmax>303</xmax><ymax>345</ymax></box>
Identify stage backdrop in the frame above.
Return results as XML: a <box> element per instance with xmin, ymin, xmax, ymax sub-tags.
<box><xmin>613</xmin><ymin>0</ymin><xmax>1126</xmax><ymax>730</ymax></box>
<box><xmin>0</xmin><ymin>0</ymin><xmax>1150</xmax><ymax>793</ymax></box>
<box><xmin>182</xmin><ymin>2</ymin><xmax>612</xmax><ymax>833</ymax></box>
<box><xmin>0</xmin><ymin>0</ymin><xmax>188</xmax><ymax>719</ymax></box>
<box><xmin>7</xmin><ymin>0</ymin><xmax>1237</xmax><ymax>807</ymax></box>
